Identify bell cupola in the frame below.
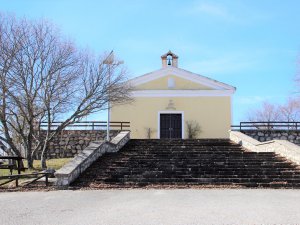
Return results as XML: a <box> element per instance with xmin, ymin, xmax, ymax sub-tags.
<box><xmin>161</xmin><ymin>50</ymin><xmax>178</xmax><ymax>68</ymax></box>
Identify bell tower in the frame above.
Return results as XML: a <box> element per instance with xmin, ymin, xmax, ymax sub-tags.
<box><xmin>161</xmin><ymin>51</ymin><xmax>178</xmax><ymax>68</ymax></box>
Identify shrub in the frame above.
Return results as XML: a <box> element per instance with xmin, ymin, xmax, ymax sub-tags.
<box><xmin>186</xmin><ymin>120</ymin><xmax>201</xmax><ymax>139</ymax></box>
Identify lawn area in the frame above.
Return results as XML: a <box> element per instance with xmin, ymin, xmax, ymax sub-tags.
<box><xmin>25</xmin><ymin>158</ymin><xmax>72</xmax><ymax>171</ymax></box>
<box><xmin>0</xmin><ymin>158</ymin><xmax>72</xmax><ymax>177</ymax></box>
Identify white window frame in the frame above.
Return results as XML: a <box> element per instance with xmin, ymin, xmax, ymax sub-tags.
<box><xmin>157</xmin><ymin>111</ymin><xmax>184</xmax><ymax>139</ymax></box>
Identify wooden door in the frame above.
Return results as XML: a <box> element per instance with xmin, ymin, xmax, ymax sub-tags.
<box><xmin>160</xmin><ymin>114</ymin><xmax>182</xmax><ymax>139</ymax></box>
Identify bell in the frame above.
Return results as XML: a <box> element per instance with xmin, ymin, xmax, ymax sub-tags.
<box><xmin>167</xmin><ymin>58</ymin><xmax>172</xmax><ymax>65</ymax></box>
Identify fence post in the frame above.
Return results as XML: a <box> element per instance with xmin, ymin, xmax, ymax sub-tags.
<box><xmin>92</xmin><ymin>122</ymin><xmax>94</xmax><ymax>131</ymax></box>
<box><xmin>121</xmin><ymin>122</ymin><xmax>123</xmax><ymax>131</ymax></box>
<box><xmin>240</xmin><ymin>122</ymin><xmax>241</xmax><ymax>131</ymax></box>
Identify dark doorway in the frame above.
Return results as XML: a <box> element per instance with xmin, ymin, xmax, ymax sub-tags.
<box><xmin>160</xmin><ymin>114</ymin><xmax>182</xmax><ymax>139</ymax></box>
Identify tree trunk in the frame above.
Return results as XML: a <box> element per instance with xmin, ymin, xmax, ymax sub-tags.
<box><xmin>27</xmin><ymin>154</ymin><xmax>34</xmax><ymax>169</ymax></box>
<box><xmin>40</xmin><ymin>143</ymin><xmax>48</xmax><ymax>169</ymax></box>
<box><xmin>41</xmin><ymin>154</ymin><xmax>47</xmax><ymax>169</ymax></box>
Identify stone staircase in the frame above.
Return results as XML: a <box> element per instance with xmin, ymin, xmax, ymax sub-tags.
<box><xmin>73</xmin><ymin>139</ymin><xmax>300</xmax><ymax>188</ymax></box>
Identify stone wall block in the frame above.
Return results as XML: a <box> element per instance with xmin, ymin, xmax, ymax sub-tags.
<box><xmin>242</xmin><ymin>130</ymin><xmax>300</xmax><ymax>146</ymax></box>
<box><xmin>39</xmin><ymin>130</ymin><xmax>118</xmax><ymax>159</ymax></box>
<box><xmin>55</xmin><ymin>131</ymin><xmax>130</xmax><ymax>186</ymax></box>
<box><xmin>289</xmin><ymin>135</ymin><xmax>295</xmax><ymax>140</ymax></box>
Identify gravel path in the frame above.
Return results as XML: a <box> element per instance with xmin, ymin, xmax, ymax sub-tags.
<box><xmin>1</xmin><ymin>189</ymin><xmax>300</xmax><ymax>225</ymax></box>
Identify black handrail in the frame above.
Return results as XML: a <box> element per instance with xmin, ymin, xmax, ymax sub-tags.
<box><xmin>231</xmin><ymin>121</ymin><xmax>300</xmax><ymax>131</ymax></box>
<box><xmin>40</xmin><ymin>121</ymin><xmax>130</xmax><ymax>131</ymax></box>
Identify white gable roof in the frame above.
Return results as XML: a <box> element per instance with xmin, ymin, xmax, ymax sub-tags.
<box><xmin>128</xmin><ymin>66</ymin><xmax>236</xmax><ymax>91</ymax></box>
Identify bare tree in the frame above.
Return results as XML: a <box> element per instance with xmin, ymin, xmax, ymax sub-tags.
<box><xmin>0</xmin><ymin>140</ymin><xmax>7</xmax><ymax>156</ymax></box>
<box><xmin>0</xmin><ymin>14</ymin><xmax>131</xmax><ymax>169</ymax></box>
<box><xmin>279</xmin><ymin>98</ymin><xmax>300</xmax><ymax>122</ymax></box>
<box><xmin>247</xmin><ymin>101</ymin><xmax>281</xmax><ymax>122</ymax></box>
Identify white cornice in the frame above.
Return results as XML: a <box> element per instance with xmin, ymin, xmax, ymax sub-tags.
<box><xmin>131</xmin><ymin>89</ymin><xmax>235</xmax><ymax>97</ymax></box>
<box><xmin>128</xmin><ymin>66</ymin><xmax>236</xmax><ymax>91</ymax></box>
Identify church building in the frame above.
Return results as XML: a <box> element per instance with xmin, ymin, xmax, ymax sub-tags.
<box><xmin>111</xmin><ymin>51</ymin><xmax>236</xmax><ymax>139</ymax></box>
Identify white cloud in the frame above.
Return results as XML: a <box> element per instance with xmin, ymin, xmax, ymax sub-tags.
<box><xmin>186</xmin><ymin>1</ymin><xmax>273</xmax><ymax>24</ymax></box>
<box><xmin>192</xmin><ymin>2</ymin><xmax>231</xmax><ymax>19</ymax></box>
<box><xmin>185</xmin><ymin>52</ymin><xmax>260</xmax><ymax>75</ymax></box>
<box><xmin>185</xmin><ymin>1</ymin><xmax>235</xmax><ymax>22</ymax></box>
<box><xmin>234</xmin><ymin>96</ymin><xmax>269</xmax><ymax>105</ymax></box>
<box><xmin>234</xmin><ymin>95</ymin><xmax>287</xmax><ymax>106</ymax></box>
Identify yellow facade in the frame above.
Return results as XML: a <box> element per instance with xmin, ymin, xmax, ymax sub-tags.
<box><xmin>111</xmin><ymin>51</ymin><xmax>235</xmax><ymax>139</ymax></box>
<box><xmin>111</xmin><ymin>96</ymin><xmax>232</xmax><ymax>139</ymax></box>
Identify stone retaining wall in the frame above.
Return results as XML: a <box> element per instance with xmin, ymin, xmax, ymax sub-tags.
<box><xmin>55</xmin><ymin>131</ymin><xmax>130</xmax><ymax>186</ymax></box>
<box><xmin>241</xmin><ymin>130</ymin><xmax>300</xmax><ymax>146</ymax></box>
<box><xmin>39</xmin><ymin>130</ymin><xmax>118</xmax><ymax>159</ymax></box>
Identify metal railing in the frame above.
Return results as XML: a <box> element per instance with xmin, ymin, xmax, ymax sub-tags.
<box><xmin>231</xmin><ymin>121</ymin><xmax>300</xmax><ymax>131</ymax></box>
<box><xmin>40</xmin><ymin>121</ymin><xmax>130</xmax><ymax>131</ymax></box>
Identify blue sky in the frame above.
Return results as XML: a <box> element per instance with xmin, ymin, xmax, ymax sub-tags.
<box><xmin>1</xmin><ymin>0</ymin><xmax>299</xmax><ymax>124</ymax></box>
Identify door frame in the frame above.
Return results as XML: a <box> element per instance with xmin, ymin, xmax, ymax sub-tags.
<box><xmin>157</xmin><ymin>111</ymin><xmax>184</xmax><ymax>139</ymax></box>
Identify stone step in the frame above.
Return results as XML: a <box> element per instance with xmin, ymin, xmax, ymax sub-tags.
<box><xmin>91</xmin><ymin>161</ymin><xmax>297</xmax><ymax>167</ymax></box>
<box><xmin>73</xmin><ymin>139</ymin><xmax>300</xmax><ymax>188</ymax></box>
<box><xmin>116</xmin><ymin>152</ymin><xmax>279</xmax><ymax>157</ymax></box>
<box><xmin>101</xmin><ymin>156</ymin><xmax>284</xmax><ymax>162</ymax></box>
<box><xmin>91</xmin><ymin>181</ymin><xmax>300</xmax><ymax>189</ymax></box>
<box><xmin>91</xmin><ymin>178</ymin><xmax>300</xmax><ymax>188</ymax></box>
<box><xmin>98</xmin><ymin>158</ymin><xmax>291</xmax><ymax>164</ymax></box>
<box><xmin>109</xmin><ymin>177</ymin><xmax>300</xmax><ymax>183</ymax></box>
<box><xmin>115</xmin><ymin>152</ymin><xmax>278</xmax><ymax>157</ymax></box>
<box><xmin>86</xmin><ymin>170</ymin><xmax>300</xmax><ymax>178</ymax></box>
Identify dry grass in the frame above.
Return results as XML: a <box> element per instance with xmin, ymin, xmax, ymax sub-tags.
<box><xmin>0</xmin><ymin>158</ymin><xmax>71</xmax><ymax>177</ymax></box>
<box><xmin>25</xmin><ymin>158</ymin><xmax>72</xmax><ymax>171</ymax></box>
